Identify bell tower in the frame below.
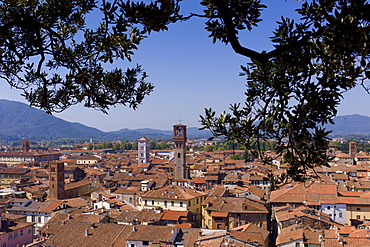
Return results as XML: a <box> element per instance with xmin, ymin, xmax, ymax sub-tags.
<box><xmin>22</xmin><ymin>140</ymin><xmax>30</xmax><ymax>152</ymax></box>
<box><xmin>349</xmin><ymin>142</ymin><xmax>357</xmax><ymax>158</ymax></box>
<box><xmin>49</xmin><ymin>161</ymin><xmax>66</xmax><ymax>200</ymax></box>
<box><xmin>138</xmin><ymin>137</ymin><xmax>150</xmax><ymax>163</ymax></box>
<box><xmin>173</xmin><ymin>124</ymin><xmax>187</xmax><ymax>179</ymax></box>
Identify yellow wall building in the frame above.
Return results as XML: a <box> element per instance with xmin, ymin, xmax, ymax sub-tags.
<box><xmin>137</xmin><ymin>185</ymin><xmax>206</xmax><ymax>226</ymax></box>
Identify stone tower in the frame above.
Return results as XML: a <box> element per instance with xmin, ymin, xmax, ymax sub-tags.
<box><xmin>49</xmin><ymin>162</ymin><xmax>65</xmax><ymax>200</ymax></box>
<box><xmin>138</xmin><ymin>137</ymin><xmax>150</xmax><ymax>164</ymax></box>
<box><xmin>22</xmin><ymin>140</ymin><xmax>29</xmax><ymax>152</ymax></box>
<box><xmin>173</xmin><ymin>124</ymin><xmax>187</xmax><ymax>179</ymax></box>
<box><xmin>349</xmin><ymin>142</ymin><xmax>357</xmax><ymax>158</ymax></box>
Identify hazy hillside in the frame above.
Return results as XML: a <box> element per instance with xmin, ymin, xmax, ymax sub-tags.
<box><xmin>0</xmin><ymin>100</ymin><xmax>90</xmax><ymax>140</ymax></box>
<box><xmin>326</xmin><ymin>114</ymin><xmax>370</xmax><ymax>136</ymax></box>
<box><xmin>2</xmin><ymin>99</ymin><xmax>368</xmax><ymax>141</ymax></box>
<box><xmin>0</xmin><ymin>99</ymin><xmax>212</xmax><ymax>141</ymax></box>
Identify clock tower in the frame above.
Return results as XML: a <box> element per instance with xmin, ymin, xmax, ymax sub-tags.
<box><xmin>173</xmin><ymin>124</ymin><xmax>187</xmax><ymax>179</ymax></box>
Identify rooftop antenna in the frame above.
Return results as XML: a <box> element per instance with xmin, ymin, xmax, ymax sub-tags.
<box><xmin>178</xmin><ymin>116</ymin><xmax>182</xmax><ymax>124</ymax></box>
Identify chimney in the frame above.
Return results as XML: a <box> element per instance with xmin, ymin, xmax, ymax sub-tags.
<box><xmin>85</xmin><ymin>229</ymin><xmax>89</xmax><ymax>236</ymax></box>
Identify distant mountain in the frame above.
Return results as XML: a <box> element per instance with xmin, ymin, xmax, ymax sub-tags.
<box><xmin>5</xmin><ymin>99</ymin><xmax>369</xmax><ymax>141</ymax></box>
<box><xmin>0</xmin><ymin>99</ymin><xmax>212</xmax><ymax>141</ymax></box>
<box><xmin>326</xmin><ymin>114</ymin><xmax>370</xmax><ymax>136</ymax></box>
<box><xmin>0</xmin><ymin>99</ymin><xmax>95</xmax><ymax>140</ymax></box>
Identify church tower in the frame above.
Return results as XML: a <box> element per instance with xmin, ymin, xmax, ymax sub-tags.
<box><xmin>173</xmin><ymin>124</ymin><xmax>187</xmax><ymax>179</ymax></box>
<box><xmin>49</xmin><ymin>162</ymin><xmax>66</xmax><ymax>200</ymax></box>
<box><xmin>349</xmin><ymin>142</ymin><xmax>357</xmax><ymax>158</ymax></box>
<box><xmin>22</xmin><ymin>140</ymin><xmax>29</xmax><ymax>152</ymax></box>
<box><xmin>138</xmin><ymin>137</ymin><xmax>150</xmax><ymax>163</ymax></box>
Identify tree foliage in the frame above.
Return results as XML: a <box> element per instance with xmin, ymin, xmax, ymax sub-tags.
<box><xmin>0</xmin><ymin>0</ymin><xmax>154</xmax><ymax>113</ymax></box>
<box><xmin>199</xmin><ymin>0</ymin><xmax>370</xmax><ymax>188</ymax></box>
<box><xmin>0</xmin><ymin>0</ymin><xmax>369</xmax><ymax>187</ymax></box>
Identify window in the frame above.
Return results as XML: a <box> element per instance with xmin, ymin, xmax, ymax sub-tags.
<box><xmin>188</xmin><ymin>201</ymin><xmax>191</xmax><ymax>206</ymax></box>
<box><xmin>357</xmin><ymin>208</ymin><xmax>361</xmax><ymax>211</ymax></box>
<box><xmin>144</xmin><ymin>200</ymin><xmax>147</xmax><ymax>205</ymax></box>
<box><xmin>20</xmin><ymin>230</ymin><xmax>23</xmax><ymax>236</ymax></box>
<box><xmin>177</xmin><ymin>153</ymin><xmax>181</xmax><ymax>158</ymax></box>
<box><xmin>151</xmin><ymin>200</ymin><xmax>154</xmax><ymax>205</ymax></box>
<box><xmin>357</xmin><ymin>215</ymin><xmax>361</xmax><ymax>219</ymax></box>
<box><xmin>295</xmin><ymin>243</ymin><xmax>300</xmax><ymax>247</ymax></box>
<box><xmin>14</xmin><ymin>231</ymin><xmax>18</xmax><ymax>238</ymax></box>
<box><xmin>164</xmin><ymin>201</ymin><xmax>167</xmax><ymax>206</ymax></box>
<box><xmin>171</xmin><ymin>201</ymin><xmax>174</xmax><ymax>206</ymax></box>
<box><xmin>327</xmin><ymin>206</ymin><xmax>331</xmax><ymax>210</ymax></box>
<box><xmin>8</xmin><ymin>232</ymin><xmax>12</xmax><ymax>240</ymax></box>
<box><xmin>142</xmin><ymin>241</ymin><xmax>149</xmax><ymax>246</ymax></box>
<box><xmin>339</xmin><ymin>213</ymin><xmax>343</xmax><ymax>218</ymax></box>
<box><xmin>129</xmin><ymin>198</ymin><xmax>132</xmax><ymax>203</ymax></box>
<box><xmin>180</xmin><ymin>202</ymin><xmax>183</xmax><ymax>207</ymax></box>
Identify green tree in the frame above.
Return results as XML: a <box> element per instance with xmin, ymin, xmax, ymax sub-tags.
<box><xmin>0</xmin><ymin>0</ymin><xmax>154</xmax><ymax>113</ymax></box>
<box><xmin>198</xmin><ymin>0</ymin><xmax>369</xmax><ymax>188</ymax></box>
<box><xmin>204</xmin><ymin>145</ymin><xmax>215</xmax><ymax>152</ymax></box>
<box><xmin>123</xmin><ymin>142</ymin><xmax>133</xmax><ymax>150</ymax></box>
<box><xmin>150</xmin><ymin>141</ymin><xmax>157</xmax><ymax>149</ymax></box>
<box><xmin>158</xmin><ymin>141</ymin><xmax>170</xmax><ymax>150</ymax></box>
<box><xmin>113</xmin><ymin>142</ymin><xmax>120</xmax><ymax>150</ymax></box>
<box><xmin>1</xmin><ymin>0</ymin><xmax>368</xmax><ymax>188</ymax></box>
<box><xmin>86</xmin><ymin>142</ymin><xmax>93</xmax><ymax>150</ymax></box>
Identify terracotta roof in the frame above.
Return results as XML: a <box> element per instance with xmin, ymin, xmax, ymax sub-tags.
<box><xmin>203</xmin><ymin>197</ymin><xmax>268</xmax><ymax>214</ymax></box>
<box><xmin>65</xmin><ymin>180</ymin><xmax>91</xmax><ymax>190</ymax></box>
<box><xmin>40</xmin><ymin>213</ymin><xmax>107</xmax><ymax>235</ymax></box>
<box><xmin>126</xmin><ymin>225</ymin><xmax>177</xmax><ymax>242</ymax></box>
<box><xmin>38</xmin><ymin>199</ymin><xmax>66</xmax><ymax>213</ymax></box>
<box><xmin>276</xmin><ymin>227</ymin><xmax>321</xmax><ymax>245</ymax></box>
<box><xmin>193</xmin><ymin>177</ymin><xmax>206</xmax><ymax>184</ymax></box>
<box><xmin>42</xmin><ymin>221</ymin><xmax>130</xmax><ymax>246</ymax></box>
<box><xmin>141</xmin><ymin>185</ymin><xmax>205</xmax><ymax>200</ymax></box>
<box><xmin>270</xmin><ymin>183</ymin><xmax>339</xmax><ymax>204</ymax></box>
<box><xmin>138</xmin><ymin>137</ymin><xmax>150</xmax><ymax>141</ymax></box>
<box><xmin>0</xmin><ymin>167</ymin><xmax>29</xmax><ymax>174</ymax></box>
<box><xmin>339</xmin><ymin>196</ymin><xmax>370</xmax><ymax>205</ymax></box>
<box><xmin>210</xmin><ymin>212</ymin><xmax>228</xmax><ymax>217</ymax></box>
<box><xmin>161</xmin><ymin>210</ymin><xmax>189</xmax><ymax>221</ymax></box>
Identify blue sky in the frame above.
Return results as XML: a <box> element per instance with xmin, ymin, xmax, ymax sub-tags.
<box><xmin>0</xmin><ymin>1</ymin><xmax>368</xmax><ymax>131</ymax></box>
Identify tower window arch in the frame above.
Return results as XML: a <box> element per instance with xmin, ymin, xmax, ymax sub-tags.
<box><xmin>178</xmin><ymin>153</ymin><xmax>181</xmax><ymax>158</ymax></box>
